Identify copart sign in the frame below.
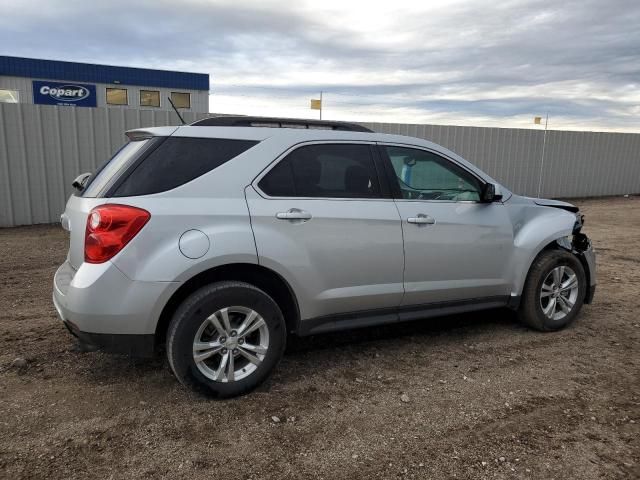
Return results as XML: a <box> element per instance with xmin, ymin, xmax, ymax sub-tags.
<box><xmin>33</xmin><ymin>80</ymin><xmax>97</xmax><ymax>107</ymax></box>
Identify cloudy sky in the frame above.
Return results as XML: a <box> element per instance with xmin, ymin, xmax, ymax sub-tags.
<box><xmin>1</xmin><ymin>0</ymin><xmax>639</xmax><ymax>131</ymax></box>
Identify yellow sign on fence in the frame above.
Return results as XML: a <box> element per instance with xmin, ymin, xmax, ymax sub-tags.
<box><xmin>310</xmin><ymin>99</ymin><xmax>322</xmax><ymax>110</ymax></box>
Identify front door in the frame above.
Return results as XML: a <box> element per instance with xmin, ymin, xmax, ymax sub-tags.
<box><xmin>246</xmin><ymin>142</ymin><xmax>405</xmax><ymax>324</ymax></box>
<box><xmin>380</xmin><ymin>144</ymin><xmax>514</xmax><ymax>307</ymax></box>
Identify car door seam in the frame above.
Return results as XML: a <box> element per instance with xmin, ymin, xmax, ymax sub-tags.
<box><xmin>391</xmin><ymin>198</ymin><xmax>408</xmax><ymax>306</ymax></box>
<box><xmin>243</xmin><ymin>185</ymin><xmax>261</xmax><ymax>265</ymax></box>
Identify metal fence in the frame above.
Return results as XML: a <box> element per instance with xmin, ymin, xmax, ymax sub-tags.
<box><xmin>363</xmin><ymin>122</ymin><xmax>640</xmax><ymax>199</ymax></box>
<box><xmin>1</xmin><ymin>103</ymin><xmax>639</xmax><ymax>227</ymax></box>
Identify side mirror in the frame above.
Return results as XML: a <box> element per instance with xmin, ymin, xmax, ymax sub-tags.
<box><xmin>481</xmin><ymin>183</ymin><xmax>503</xmax><ymax>203</ymax></box>
<box><xmin>72</xmin><ymin>172</ymin><xmax>92</xmax><ymax>192</ymax></box>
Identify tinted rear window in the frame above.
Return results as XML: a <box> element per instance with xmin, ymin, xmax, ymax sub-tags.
<box><xmin>258</xmin><ymin>143</ymin><xmax>381</xmax><ymax>198</ymax></box>
<box><xmin>111</xmin><ymin>137</ymin><xmax>258</xmax><ymax>197</ymax></box>
<box><xmin>82</xmin><ymin>140</ymin><xmax>151</xmax><ymax>197</ymax></box>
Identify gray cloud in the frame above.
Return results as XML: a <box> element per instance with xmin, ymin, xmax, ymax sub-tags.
<box><xmin>1</xmin><ymin>0</ymin><xmax>638</xmax><ymax>131</ymax></box>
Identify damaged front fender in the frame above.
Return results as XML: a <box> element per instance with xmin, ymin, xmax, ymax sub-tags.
<box><xmin>555</xmin><ymin>219</ymin><xmax>596</xmax><ymax>304</ymax></box>
<box><xmin>505</xmin><ymin>194</ymin><xmax>596</xmax><ymax>305</ymax></box>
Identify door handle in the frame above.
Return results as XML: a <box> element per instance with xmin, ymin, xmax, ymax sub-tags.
<box><xmin>407</xmin><ymin>214</ymin><xmax>436</xmax><ymax>225</ymax></box>
<box><xmin>276</xmin><ymin>208</ymin><xmax>312</xmax><ymax>221</ymax></box>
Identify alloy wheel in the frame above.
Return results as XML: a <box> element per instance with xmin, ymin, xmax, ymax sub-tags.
<box><xmin>539</xmin><ymin>265</ymin><xmax>579</xmax><ymax>321</ymax></box>
<box><xmin>192</xmin><ymin>306</ymin><xmax>269</xmax><ymax>382</ymax></box>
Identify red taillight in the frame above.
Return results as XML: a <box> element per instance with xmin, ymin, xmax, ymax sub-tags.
<box><xmin>84</xmin><ymin>204</ymin><xmax>150</xmax><ymax>263</ymax></box>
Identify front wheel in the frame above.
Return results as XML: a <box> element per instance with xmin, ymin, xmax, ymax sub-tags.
<box><xmin>166</xmin><ymin>281</ymin><xmax>286</xmax><ymax>398</ymax></box>
<box><xmin>518</xmin><ymin>249</ymin><xmax>587</xmax><ymax>331</ymax></box>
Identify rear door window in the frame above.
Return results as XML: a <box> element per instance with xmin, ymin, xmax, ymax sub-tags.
<box><xmin>111</xmin><ymin>137</ymin><xmax>258</xmax><ymax>197</ymax></box>
<box><xmin>258</xmin><ymin>143</ymin><xmax>381</xmax><ymax>198</ymax></box>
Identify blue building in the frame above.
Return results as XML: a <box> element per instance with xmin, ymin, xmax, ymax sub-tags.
<box><xmin>0</xmin><ymin>56</ymin><xmax>210</xmax><ymax>113</ymax></box>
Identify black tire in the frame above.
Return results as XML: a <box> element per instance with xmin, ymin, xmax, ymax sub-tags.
<box><xmin>166</xmin><ymin>281</ymin><xmax>286</xmax><ymax>398</ymax></box>
<box><xmin>518</xmin><ymin>249</ymin><xmax>587</xmax><ymax>332</ymax></box>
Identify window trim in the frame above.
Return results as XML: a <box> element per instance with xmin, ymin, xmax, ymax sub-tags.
<box><xmin>139</xmin><ymin>89</ymin><xmax>161</xmax><ymax>108</ymax></box>
<box><xmin>106</xmin><ymin>87</ymin><xmax>129</xmax><ymax>106</ymax></box>
<box><xmin>170</xmin><ymin>91</ymin><xmax>191</xmax><ymax>109</ymax></box>
<box><xmin>376</xmin><ymin>143</ymin><xmax>490</xmax><ymax>204</ymax></box>
<box><xmin>252</xmin><ymin>140</ymin><xmax>391</xmax><ymax>201</ymax></box>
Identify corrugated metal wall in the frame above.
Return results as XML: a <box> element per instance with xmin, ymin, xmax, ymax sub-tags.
<box><xmin>361</xmin><ymin>122</ymin><xmax>640</xmax><ymax>199</ymax></box>
<box><xmin>0</xmin><ymin>103</ymin><xmax>205</xmax><ymax>227</ymax></box>
<box><xmin>1</xmin><ymin>103</ymin><xmax>639</xmax><ymax>227</ymax></box>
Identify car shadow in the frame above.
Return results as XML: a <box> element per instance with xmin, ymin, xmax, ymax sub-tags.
<box><xmin>73</xmin><ymin>308</ymin><xmax>522</xmax><ymax>390</ymax></box>
<box><xmin>285</xmin><ymin>307</ymin><xmax>520</xmax><ymax>356</ymax></box>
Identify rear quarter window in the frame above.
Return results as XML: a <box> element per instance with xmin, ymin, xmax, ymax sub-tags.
<box><xmin>111</xmin><ymin>137</ymin><xmax>259</xmax><ymax>197</ymax></box>
<box><xmin>82</xmin><ymin>139</ymin><xmax>151</xmax><ymax>197</ymax></box>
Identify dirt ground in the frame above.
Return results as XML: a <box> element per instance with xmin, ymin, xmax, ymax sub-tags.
<box><xmin>0</xmin><ymin>197</ymin><xmax>638</xmax><ymax>479</ymax></box>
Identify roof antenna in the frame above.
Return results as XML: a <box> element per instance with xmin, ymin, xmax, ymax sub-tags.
<box><xmin>167</xmin><ymin>97</ymin><xmax>186</xmax><ymax>125</ymax></box>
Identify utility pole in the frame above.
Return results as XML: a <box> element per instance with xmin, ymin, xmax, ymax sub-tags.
<box><xmin>536</xmin><ymin>113</ymin><xmax>549</xmax><ymax>198</ymax></box>
<box><xmin>319</xmin><ymin>91</ymin><xmax>323</xmax><ymax>120</ymax></box>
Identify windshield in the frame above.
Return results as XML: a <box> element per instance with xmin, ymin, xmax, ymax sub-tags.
<box><xmin>81</xmin><ymin>140</ymin><xmax>150</xmax><ymax>197</ymax></box>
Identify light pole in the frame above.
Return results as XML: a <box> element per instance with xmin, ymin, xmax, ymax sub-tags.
<box><xmin>536</xmin><ymin>113</ymin><xmax>549</xmax><ymax>198</ymax></box>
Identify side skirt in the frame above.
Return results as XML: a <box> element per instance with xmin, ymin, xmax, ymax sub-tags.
<box><xmin>298</xmin><ymin>296</ymin><xmax>511</xmax><ymax>336</ymax></box>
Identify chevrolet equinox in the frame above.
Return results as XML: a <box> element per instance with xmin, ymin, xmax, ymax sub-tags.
<box><xmin>53</xmin><ymin>117</ymin><xmax>596</xmax><ymax>397</ymax></box>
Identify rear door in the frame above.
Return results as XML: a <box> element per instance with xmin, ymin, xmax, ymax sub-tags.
<box><xmin>379</xmin><ymin>144</ymin><xmax>514</xmax><ymax>307</ymax></box>
<box><xmin>246</xmin><ymin>142</ymin><xmax>405</xmax><ymax>324</ymax></box>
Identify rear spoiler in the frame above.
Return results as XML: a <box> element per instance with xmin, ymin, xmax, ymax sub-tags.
<box><xmin>125</xmin><ymin>126</ymin><xmax>179</xmax><ymax>141</ymax></box>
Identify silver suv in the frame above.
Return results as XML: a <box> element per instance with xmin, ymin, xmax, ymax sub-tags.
<box><xmin>53</xmin><ymin>117</ymin><xmax>596</xmax><ymax>397</ymax></box>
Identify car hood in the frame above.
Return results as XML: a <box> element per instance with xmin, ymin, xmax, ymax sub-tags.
<box><xmin>532</xmin><ymin>198</ymin><xmax>579</xmax><ymax>213</ymax></box>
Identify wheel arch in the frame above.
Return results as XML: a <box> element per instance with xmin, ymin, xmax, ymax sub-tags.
<box><xmin>509</xmin><ymin>208</ymin><xmax>576</xmax><ymax>298</ymax></box>
<box><xmin>513</xmin><ymin>232</ymin><xmax>594</xmax><ymax>308</ymax></box>
<box><xmin>155</xmin><ymin>263</ymin><xmax>301</xmax><ymax>345</ymax></box>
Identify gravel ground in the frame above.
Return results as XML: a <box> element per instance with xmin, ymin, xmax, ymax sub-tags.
<box><xmin>0</xmin><ymin>197</ymin><xmax>638</xmax><ymax>479</ymax></box>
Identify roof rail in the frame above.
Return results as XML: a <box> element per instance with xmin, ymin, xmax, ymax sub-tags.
<box><xmin>190</xmin><ymin>115</ymin><xmax>373</xmax><ymax>132</ymax></box>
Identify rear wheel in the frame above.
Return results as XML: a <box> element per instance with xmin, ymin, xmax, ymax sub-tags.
<box><xmin>518</xmin><ymin>249</ymin><xmax>586</xmax><ymax>331</ymax></box>
<box><xmin>167</xmin><ymin>281</ymin><xmax>286</xmax><ymax>397</ymax></box>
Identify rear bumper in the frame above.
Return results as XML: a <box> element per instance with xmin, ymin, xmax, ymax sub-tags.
<box><xmin>61</xmin><ymin>318</ymin><xmax>155</xmax><ymax>357</ymax></box>
<box><xmin>52</xmin><ymin>259</ymin><xmax>179</xmax><ymax>355</ymax></box>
